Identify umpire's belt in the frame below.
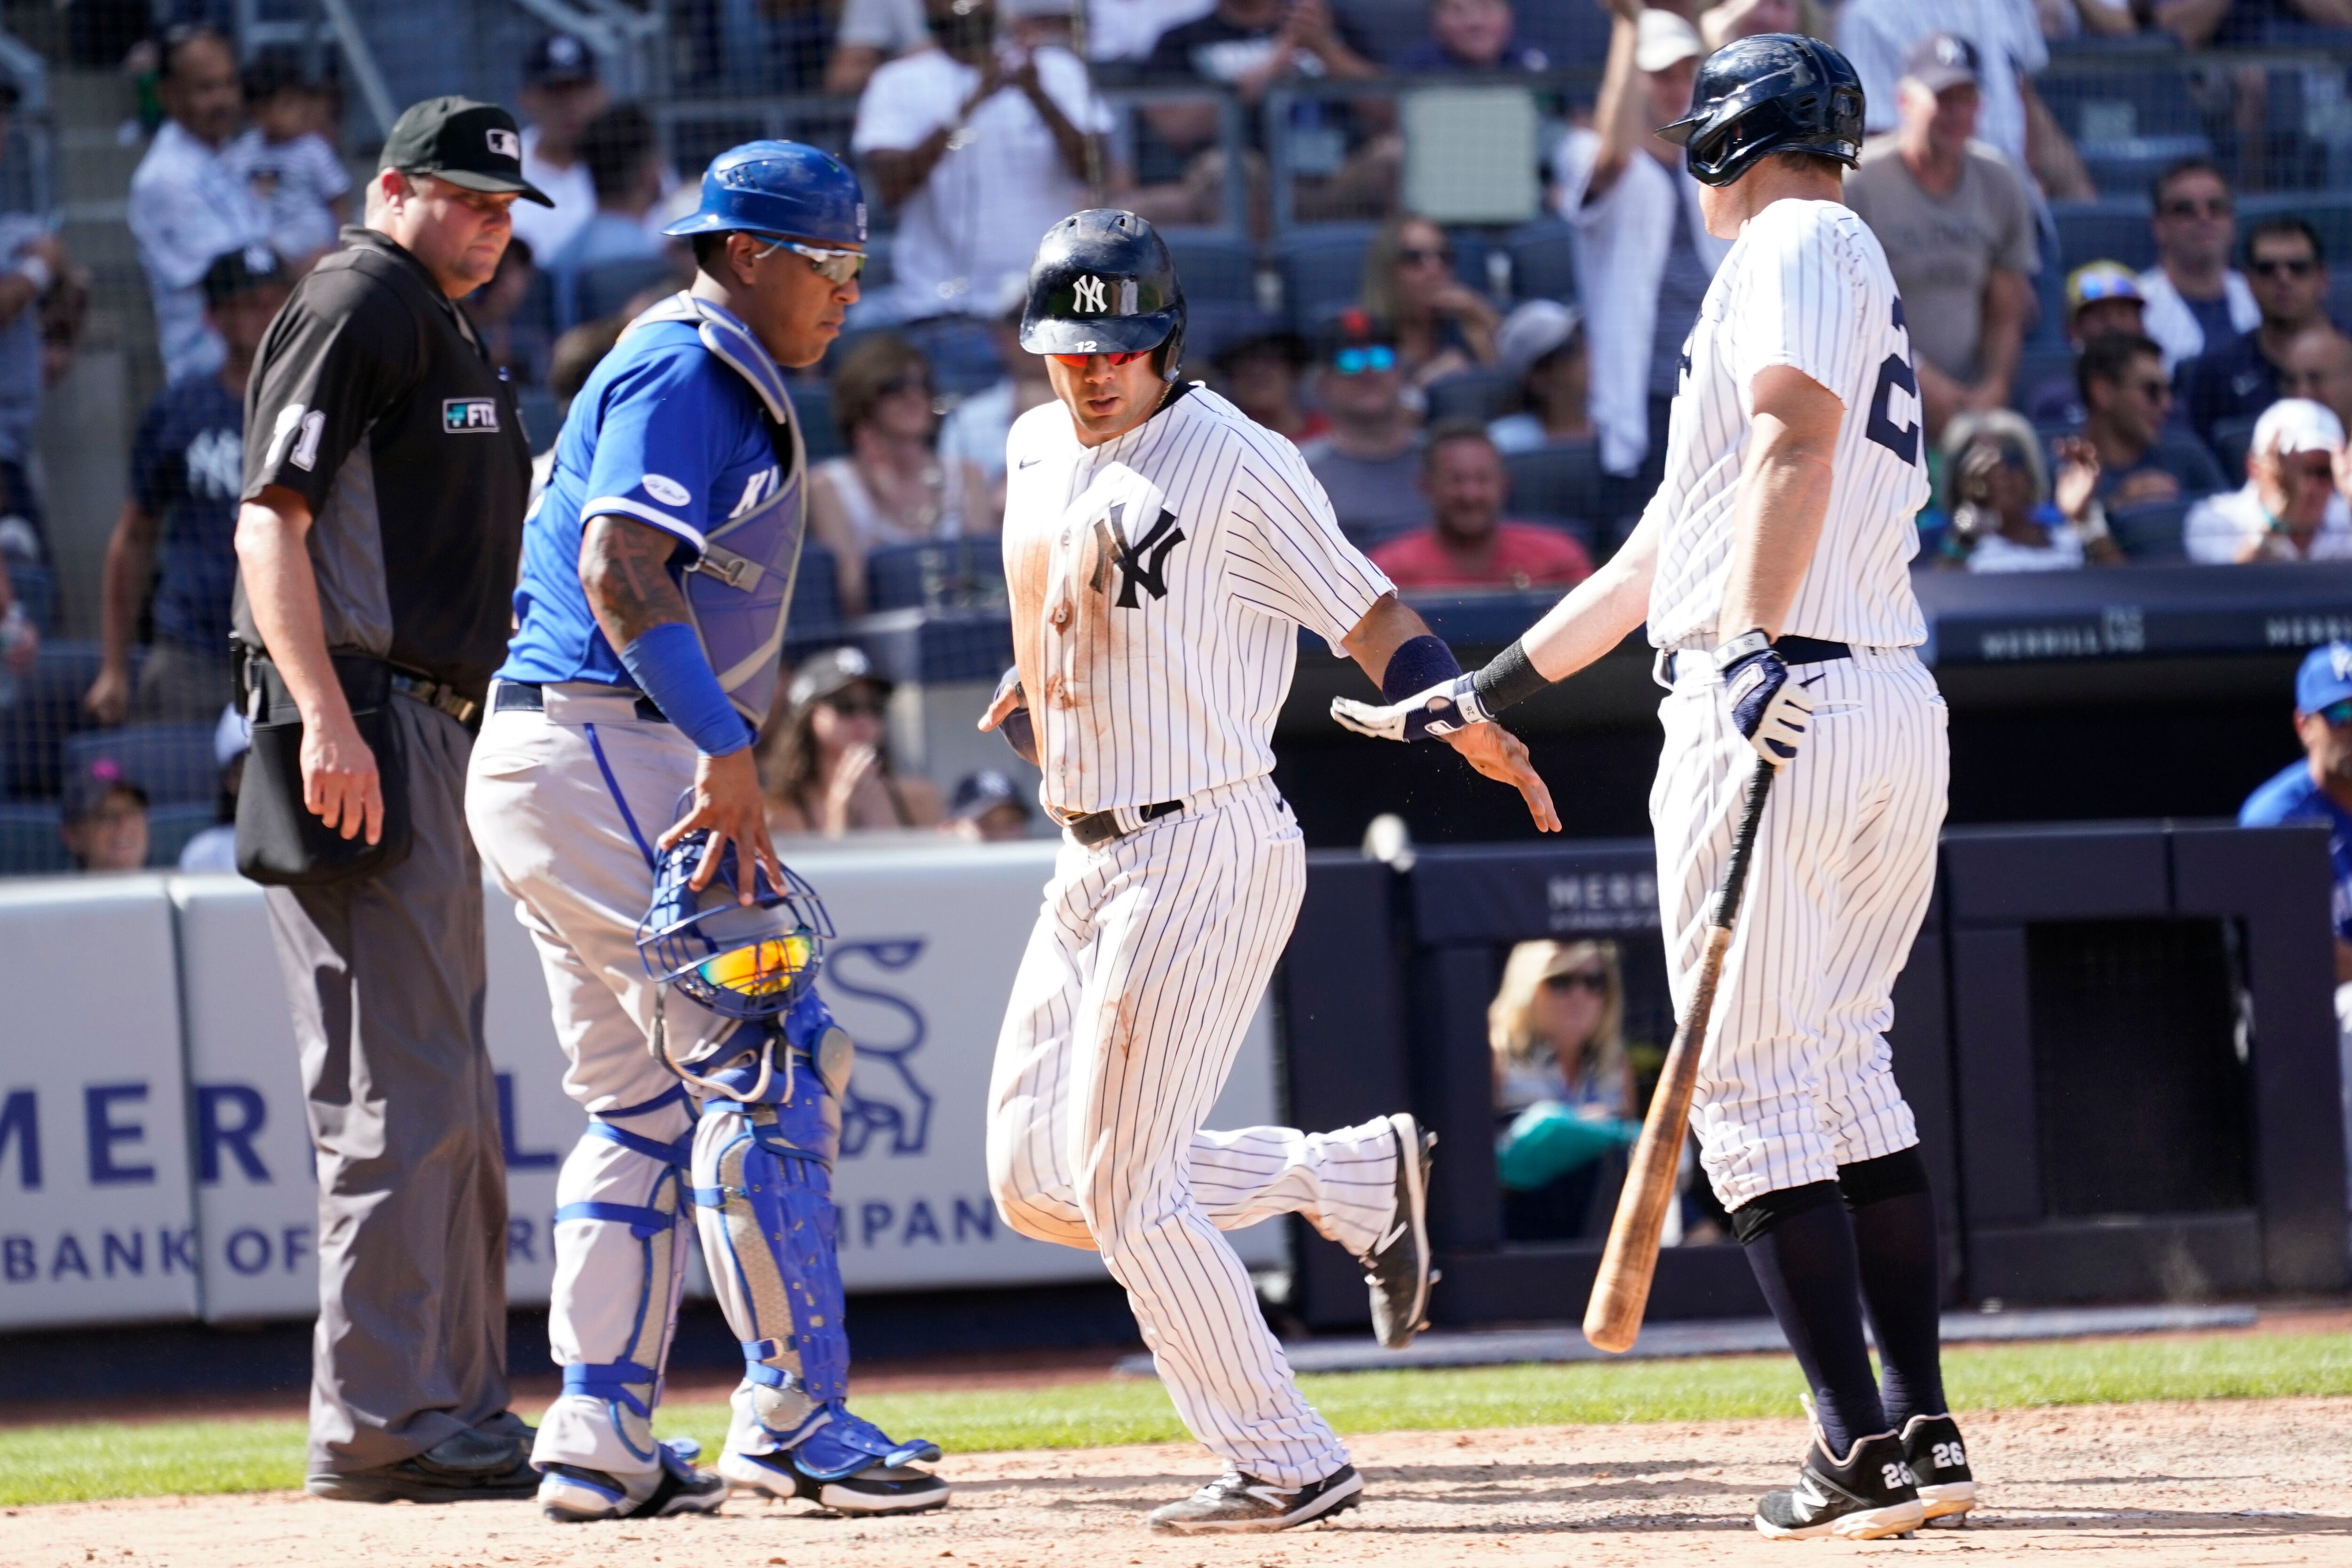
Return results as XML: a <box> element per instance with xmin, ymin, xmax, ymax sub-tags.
<box><xmin>1654</xmin><ymin>635</ymin><xmax>1851</xmax><ymax>688</ymax></box>
<box><xmin>492</xmin><ymin>679</ymin><xmax>667</xmax><ymax>724</ymax></box>
<box><xmin>389</xmin><ymin>670</ymin><xmax>482</xmax><ymax>727</ymax></box>
<box><xmin>1056</xmin><ymin>798</ymin><xmax>1183</xmax><ymax>849</ymax></box>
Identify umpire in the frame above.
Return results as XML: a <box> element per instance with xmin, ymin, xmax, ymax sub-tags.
<box><xmin>231</xmin><ymin>97</ymin><xmax>545</xmax><ymax>1502</ymax></box>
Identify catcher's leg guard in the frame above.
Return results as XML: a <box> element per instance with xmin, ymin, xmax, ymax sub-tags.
<box><xmin>691</xmin><ymin>995</ymin><xmax>948</xmax><ymax>1515</ymax></box>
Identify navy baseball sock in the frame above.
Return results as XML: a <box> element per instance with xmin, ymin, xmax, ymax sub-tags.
<box><xmin>1842</xmin><ymin>1149</ymin><xmax>1947</xmax><ymax>1430</ymax></box>
<box><xmin>1732</xmin><ymin>1182</ymin><xmax>1888</xmax><ymax>1457</ymax></box>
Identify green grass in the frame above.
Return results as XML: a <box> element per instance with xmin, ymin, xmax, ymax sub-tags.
<box><xmin>7</xmin><ymin>1331</ymin><xmax>2350</xmax><ymax>1508</ymax></box>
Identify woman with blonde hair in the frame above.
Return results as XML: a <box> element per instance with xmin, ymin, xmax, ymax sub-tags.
<box><xmin>1358</xmin><ymin>212</ymin><xmax>1500</xmax><ymax>389</ymax></box>
<box><xmin>1488</xmin><ymin>938</ymin><xmax>1638</xmax><ymax>1240</ymax></box>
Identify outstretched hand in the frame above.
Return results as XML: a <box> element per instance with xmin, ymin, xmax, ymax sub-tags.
<box><xmin>1442</xmin><ymin>722</ymin><xmax>1560</xmax><ymax>833</ymax></box>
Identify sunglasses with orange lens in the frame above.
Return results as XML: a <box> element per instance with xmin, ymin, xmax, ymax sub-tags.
<box><xmin>1048</xmin><ymin>350</ymin><xmax>1152</xmax><ymax>366</ymax></box>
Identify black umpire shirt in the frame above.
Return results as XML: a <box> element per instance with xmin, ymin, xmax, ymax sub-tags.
<box><xmin>235</xmin><ymin>225</ymin><xmax>529</xmax><ymax>700</ymax></box>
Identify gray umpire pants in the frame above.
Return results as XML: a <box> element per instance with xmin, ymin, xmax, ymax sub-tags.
<box><xmin>261</xmin><ymin>696</ymin><xmax>511</xmax><ymax>1478</ymax></box>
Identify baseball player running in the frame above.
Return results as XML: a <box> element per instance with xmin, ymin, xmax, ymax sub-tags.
<box><xmin>1336</xmin><ymin>36</ymin><xmax>1971</xmax><ymax>1541</ymax></box>
<box><xmin>979</xmin><ymin>209</ymin><xmax>1556</xmax><ymax>1535</ymax></box>
<box><xmin>466</xmin><ymin>142</ymin><xmax>946</xmax><ymax>1521</ymax></box>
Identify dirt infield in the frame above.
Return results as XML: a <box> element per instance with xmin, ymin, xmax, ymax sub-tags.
<box><xmin>5</xmin><ymin>1397</ymin><xmax>2345</xmax><ymax>1568</ymax></box>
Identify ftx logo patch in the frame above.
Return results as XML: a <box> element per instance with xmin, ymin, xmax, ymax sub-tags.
<box><xmin>443</xmin><ymin>397</ymin><xmax>500</xmax><ymax>433</ymax></box>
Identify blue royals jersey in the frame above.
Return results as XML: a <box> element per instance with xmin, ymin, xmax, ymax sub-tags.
<box><xmin>498</xmin><ymin>311</ymin><xmax>789</xmax><ymax>690</ymax></box>
<box><xmin>2240</xmin><ymin>760</ymin><xmax>2352</xmax><ymax>943</ymax></box>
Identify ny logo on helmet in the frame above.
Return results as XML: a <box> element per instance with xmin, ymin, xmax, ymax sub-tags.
<box><xmin>1090</xmin><ymin>501</ymin><xmax>1185</xmax><ymax>608</ymax></box>
<box><xmin>1073</xmin><ymin>275</ymin><xmax>1109</xmax><ymax>313</ymax></box>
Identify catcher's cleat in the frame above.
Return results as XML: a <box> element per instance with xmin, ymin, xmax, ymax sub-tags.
<box><xmin>720</xmin><ymin>1406</ymin><xmax>948</xmax><ymax>1515</ymax></box>
<box><xmin>1753</xmin><ymin>1426</ymin><xmax>1925</xmax><ymax>1541</ymax></box>
<box><xmin>539</xmin><ymin>1441</ymin><xmax>729</xmax><ymax>1523</ymax></box>
<box><xmin>1899</xmin><ymin>1412</ymin><xmax>1978</xmax><ymax>1526</ymax></box>
<box><xmin>1361</xmin><ymin>1113</ymin><xmax>1436</xmax><ymax>1349</ymax></box>
<box><xmin>308</xmin><ymin>1425</ymin><xmax>538</xmax><ymax>1504</ymax></box>
<box><xmin>1146</xmin><ymin>1464</ymin><xmax>1363</xmax><ymax>1534</ymax></box>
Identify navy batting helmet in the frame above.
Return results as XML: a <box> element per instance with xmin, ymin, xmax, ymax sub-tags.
<box><xmin>1656</xmin><ymin>34</ymin><xmax>1865</xmax><ymax>189</ymax></box>
<box><xmin>636</xmin><ymin>819</ymin><xmax>834</xmax><ymax>1026</ymax></box>
<box><xmin>664</xmin><ymin>139</ymin><xmax>866</xmax><ymax>248</ymax></box>
<box><xmin>1019</xmin><ymin>209</ymin><xmax>1187</xmax><ymax>383</ymax></box>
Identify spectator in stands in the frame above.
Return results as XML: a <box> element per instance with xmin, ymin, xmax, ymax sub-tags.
<box><xmin>808</xmin><ymin>333</ymin><xmax>996</xmax><ymax>615</ymax></box>
<box><xmin>2179</xmin><ymin>217</ymin><xmax>2334</xmax><ymax>456</ymax></box>
<box><xmin>2282</xmin><ymin>323</ymin><xmax>2352</xmax><ymax>435</ymax></box>
<box><xmin>944</xmin><ymin>767</ymin><xmax>1033</xmax><ymax>842</ymax></box>
<box><xmin>1699</xmin><ymin>0</ymin><xmax>1833</xmax><ymax>49</ymax></box>
<box><xmin>509</xmin><ymin>34</ymin><xmax>608</xmax><ymax>263</ymax></box>
<box><xmin>1486</xmin><ymin>299</ymin><xmax>1592</xmax><ymax>454</ymax></box>
<box><xmin>1210</xmin><ymin>331</ymin><xmax>1325</xmax><ymax>445</ymax></box>
<box><xmin>223</xmin><ymin>57</ymin><xmax>349</xmax><ymax>271</ymax></box>
<box><xmin>1489</xmin><ymin>939</ymin><xmax>1637</xmax><ymax>1243</ymax></box>
<box><xmin>1845</xmin><ymin>33</ymin><xmax>2038</xmax><ymax>443</ymax></box>
<box><xmin>1359</xmin><ymin>214</ymin><xmax>1499</xmax><ymax>388</ymax></box>
<box><xmin>762</xmin><ymin>646</ymin><xmax>944</xmax><ymax>835</ymax></box>
<box><xmin>2073</xmin><ymin>331</ymin><xmax>2228</xmax><ymax>509</ymax></box>
<box><xmin>2239</xmin><ymin>642</ymin><xmax>2352</xmax><ymax>984</ymax></box>
<box><xmin>1301</xmin><ymin>310</ymin><xmax>1430</xmax><ymax>542</ymax></box>
<box><xmin>1550</xmin><ymin>3</ymin><xmax>1722</xmax><ymax>484</ymax></box>
<box><xmin>548</xmin><ymin>312</ymin><xmax>627</xmax><ymax>426</ymax></box>
<box><xmin>461</xmin><ymin>238</ymin><xmax>550</xmax><ymax>392</ymax></box>
<box><xmin>175</xmin><ymin>703</ymin><xmax>249</xmax><ymax>874</ymax></box>
<box><xmin>86</xmin><ymin>249</ymin><xmax>290</xmax><ymax>728</ymax></box>
<box><xmin>0</xmin><ymin>120</ymin><xmax>72</xmax><ymax>571</ymax></box>
<box><xmin>128</xmin><ymin>25</ymin><xmax>272</xmax><ymax>383</ymax></box>
<box><xmin>1938</xmin><ymin>408</ymin><xmax>2126</xmax><ymax>571</ymax></box>
<box><xmin>1840</xmin><ymin>0</ymin><xmax>2093</xmax><ymax>197</ymax></box>
<box><xmin>1369</xmin><ymin>421</ymin><xmax>1593</xmax><ymax>590</ymax></box>
<box><xmin>2185</xmin><ymin>396</ymin><xmax>2352</xmax><ymax>563</ymax></box>
<box><xmin>59</xmin><ymin>760</ymin><xmax>149</xmax><ymax>873</ymax></box>
<box><xmin>939</xmin><ymin>286</ymin><xmax>1057</xmax><ymax>508</ymax></box>
<box><xmin>854</xmin><ymin>0</ymin><xmax>1110</xmax><ymax>321</ymax></box>
<box><xmin>545</xmin><ymin>103</ymin><xmax>673</xmax><ymax>326</ymax></box>
<box><xmin>1398</xmin><ymin>0</ymin><xmax>1550</xmax><ymax>71</ymax></box>
<box><xmin>827</xmin><ymin>0</ymin><xmax>933</xmax><ymax>96</ymax></box>
<box><xmin>2139</xmin><ymin>158</ymin><xmax>2256</xmax><ymax>373</ymax></box>
<box><xmin>2023</xmin><ymin>262</ymin><xmax>2145</xmax><ymax>427</ymax></box>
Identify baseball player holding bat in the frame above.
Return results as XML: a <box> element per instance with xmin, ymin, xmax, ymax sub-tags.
<box><xmin>980</xmin><ymin>209</ymin><xmax>1555</xmax><ymax>1534</ymax></box>
<box><xmin>1335</xmin><ymin>35</ymin><xmax>1971</xmax><ymax>1541</ymax></box>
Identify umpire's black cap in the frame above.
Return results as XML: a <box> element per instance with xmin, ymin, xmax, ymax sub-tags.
<box><xmin>380</xmin><ymin>96</ymin><xmax>554</xmax><ymax>206</ymax></box>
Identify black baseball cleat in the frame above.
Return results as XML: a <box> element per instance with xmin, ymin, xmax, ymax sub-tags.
<box><xmin>1362</xmin><ymin>1114</ymin><xmax>1436</xmax><ymax>1350</ymax></box>
<box><xmin>307</xmin><ymin>1425</ymin><xmax>539</xmax><ymax>1504</ymax></box>
<box><xmin>539</xmin><ymin>1448</ymin><xmax>731</xmax><ymax>1523</ymax></box>
<box><xmin>1145</xmin><ymin>1463</ymin><xmax>1363</xmax><ymax>1534</ymax></box>
<box><xmin>1899</xmin><ymin>1412</ymin><xmax>1978</xmax><ymax>1526</ymax></box>
<box><xmin>1753</xmin><ymin>1427</ymin><xmax>1926</xmax><ymax>1540</ymax></box>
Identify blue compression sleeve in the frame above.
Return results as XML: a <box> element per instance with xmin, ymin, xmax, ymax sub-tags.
<box><xmin>1381</xmin><ymin>633</ymin><xmax>1464</xmax><ymax>702</ymax></box>
<box><xmin>618</xmin><ymin>621</ymin><xmax>750</xmax><ymax>756</ymax></box>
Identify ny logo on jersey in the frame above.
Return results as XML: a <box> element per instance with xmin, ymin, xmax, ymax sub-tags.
<box><xmin>185</xmin><ymin>428</ymin><xmax>243</xmax><ymax>501</ymax></box>
<box><xmin>1089</xmin><ymin>501</ymin><xmax>1185</xmax><ymax>608</ymax></box>
<box><xmin>729</xmin><ymin>463</ymin><xmax>784</xmax><ymax>518</ymax></box>
<box><xmin>1073</xmin><ymin>274</ymin><xmax>1109</xmax><ymax>314</ymax></box>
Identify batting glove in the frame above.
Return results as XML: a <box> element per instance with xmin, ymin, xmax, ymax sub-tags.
<box><xmin>1330</xmin><ymin>674</ymin><xmax>1493</xmax><ymax>743</ymax></box>
<box><xmin>1715</xmin><ymin>631</ymin><xmax>1814</xmax><ymax>764</ymax></box>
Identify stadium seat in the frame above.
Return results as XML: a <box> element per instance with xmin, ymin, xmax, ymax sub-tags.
<box><xmin>1427</xmin><ymin>368</ymin><xmax>1511</xmax><ymax>423</ymax></box>
<box><xmin>2110</xmin><ymin>498</ymin><xmax>2190</xmax><ymax>563</ymax></box>
<box><xmin>1515</xmin><ymin>1</ymin><xmax>1611</xmax><ymax>67</ymax></box>
<box><xmin>2242</xmin><ymin>193</ymin><xmax>2352</xmax><ymax>268</ymax></box>
<box><xmin>2049</xmin><ymin>198</ymin><xmax>2157</xmax><ymax>275</ymax></box>
<box><xmin>1334</xmin><ymin>0</ymin><xmax>1432</xmax><ymax>66</ymax></box>
<box><xmin>1275</xmin><ymin>224</ymin><xmax>1378</xmax><ymax>335</ymax></box>
<box><xmin>0</xmin><ymin>639</ymin><xmax>109</xmax><ymax>800</ymax></box>
<box><xmin>0</xmin><ymin>800</ymin><xmax>64</xmax><ymax>874</ymax></box>
<box><xmin>566</xmin><ymin>256</ymin><xmax>683</xmax><ymax>331</ymax></box>
<box><xmin>8</xmin><ymin>559</ymin><xmax>54</xmax><ymax>634</ymax></box>
<box><xmin>791</xmin><ymin>379</ymin><xmax>843</xmax><ymax>462</ymax></box>
<box><xmin>1503</xmin><ymin>441</ymin><xmax>1602</xmax><ymax>526</ymax></box>
<box><xmin>516</xmin><ymin>389</ymin><xmax>562</xmax><ymax>453</ymax></box>
<box><xmin>866</xmin><ymin>538</ymin><xmax>1006</xmax><ymax>614</ymax></box>
<box><xmin>789</xmin><ymin>541</ymin><xmax>842</xmax><ymax>636</ymax></box>
<box><xmin>1164</xmin><ymin>233</ymin><xmax>1262</xmax><ymax>306</ymax></box>
<box><xmin>2212</xmin><ymin>414</ymin><xmax>2258</xmax><ymax>481</ymax></box>
<box><xmin>895</xmin><ymin>316</ymin><xmax>1004</xmax><ymax>399</ymax></box>
<box><xmin>63</xmin><ymin>722</ymin><xmax>220</xmax><ymax>806</ymax></box>
<box><xmin>2010</xmin><ymin>345</ymin><xmax>2080</xmax><ymax>414</ymax></box>
<box><xmin>1185</xmin><ymin>300</ymin><xmax>1284</xmax><ymax>365</ymax></box>
<box><xmin>1504</xmin><ymin>216</ymin><xmax>1576</xmax><ymax>306</ymax></box>
<box><xmin>1517</xmin><ymin>513</ymin><xmax>1601</xmax><ymax>558</ymax></box>
<box><xmin>146</xmin><ymin>802</ymin><xmax>216</xmax><ymax>868</ymax></box>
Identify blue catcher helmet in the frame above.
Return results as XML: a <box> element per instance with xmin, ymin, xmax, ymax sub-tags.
<box><xmin>636</xmin><ymin>825</ymin><xmax>835</xmax><ymax>1025</ymax></box>
<box><xmin>663</xmin><ymin>139</ymin><xmax>867</xmax><ymax>248</ymax></box>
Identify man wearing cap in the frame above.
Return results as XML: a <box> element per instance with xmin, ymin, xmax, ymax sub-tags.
<box><xmin>1486</xmin><ymin>298</ymin><xmax>1591</xmax><ymax>454</ymax></box>
<box><xmin>232</xmin><ymin>95</ymin><xmax>543</xmax><ymax>1503</ymax></box>
<box><xmin>1299</xmin><ymin>310</ymin><xmax>1430</xmax><ymax>545</ymax></box>
<box><xmin>944</xmin><ymin>767</ymin><xmax>1032</xmax><ymax>841</ymax></box>
<box><xmin>2242</xmin><ymin>643</ymin><xmax>2352</xmax><ymax>989</ymax></box>
<box><xmin>1844</xmin><ymin>31</ymin><xmax>2037</xmax><ymax>442</ymax></box>
<box><xmin>88</xmin><ymin>248</ymin><xmax>291</xmax><ymax>727</ymax></box>
<box><xmin>58</xmin><ymin>758</ymin><xmax>150</xmax><ymax>872</ymax></box>
<box><xmin>2183</xmin><ymin>397</ymin><xmax>2352</xmax><ymax>564</ymax></box>
<box><xmin>1549</xmin><ymin>0</ymin><xmax>1724</xmax><ymax>484</ymax></box>
<box><xmin>2022</xmin><ymin>261</ymin><xmax>2145</xmax><ymax>426</ymax></box>
<box><xmin>510</xmin><ymin>34</ymin><xmax>611</xmax><ymax>262</ymax></box>
<box><xmin>1839</xmin><ymin>0</ymin><xmax>2089</xmax><ymax>194</ymax></box>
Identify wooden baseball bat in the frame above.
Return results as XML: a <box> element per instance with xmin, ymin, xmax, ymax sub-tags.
<box><xmin>1583</xmin><ymin>756</ymin><xmax>1777</xmax><ymax>1353</ymax></box>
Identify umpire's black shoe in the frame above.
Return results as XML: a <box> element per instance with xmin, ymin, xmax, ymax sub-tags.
<box><xmin>1361</xmin><ymin>1113</ymin><xmax>1436</xmax><ymax>1350</ymax></box>
<box><xmin>1753</xmin><ymin>1428</ymin><xmax>1925</xmax><ymax>1540</ymax></box>
<box><xmin>1145</xmin><ymin>1464</ymin><xmax>1363</xmax><ymax>1533</ymax></box>
<box><xmin>308</xmin><ymin>1426</ymin><xmax>539</xmax><ymax>1504</ymax></box>
<box><xmin>1899</xmin><ymin>1412</ymin><xmax>1978</xmax><ymax>1525</ymax></box>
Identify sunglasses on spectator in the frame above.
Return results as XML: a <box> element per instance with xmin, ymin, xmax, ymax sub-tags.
<box><xmin>2318</xmin><ymin>699</ymin><xmax>2352</xmax><ymax>728</ymax></box>
<box><xmin>1331</xmin><ymin>344</ymin><xmax>1398</xmax><ymax>375</ymax></box>
<box><xmin>2249</xmin><ymin>256</ymin><xmax>2318</xmax><ymax>279</ymax></box>
<box><xmin>2160</xmin><ymin>197</ymin><xmax>2233</xmax><ymax>219</ymax></box>
<box><xmin>1543</xmin><ymin>970</ymin><xmax>1609</xmax><ymax>995</ymax></box>
<box><xmin>1397</xmin><ymin>246</ymin><xmax>1453</xmax><ymax>268</ymax></box>
<box><xmin>750</xmin><ymin>235</ymin><xmax>867</xmax><ymax>284</ymax></box>
<box><xmin>1048</xmin><ymin>349</ymin><xmax>1152</xmax><ymax>366</ymax></box>
<box><xmin>823</xmin><ymin>693</ymin><xmax>887</xmax><ymax>718</ymax></box>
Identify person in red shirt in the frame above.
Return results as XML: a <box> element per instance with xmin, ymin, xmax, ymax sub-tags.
<box><xmin>1369</xmin><ymin>420</ymin><xmax>1595</xmax><ymax>590</ymax></box>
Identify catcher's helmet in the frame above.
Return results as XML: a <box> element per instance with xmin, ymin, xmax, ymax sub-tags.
<box><xmin>1019</xmin><ymin>209</ymin><xmax>1187</xmax><ymax>382</ymax></box>
<box><xmin>1656</xmin><ymin>34</ymin><xmax>1865</xmax><ymax>189</ymax></box>
<box><xmin>636</xmin><ymin>819</ymin><xmax>834</xmax><ymax>1026</ymax></box>
<box><xmin>663</xmin><ymin>139</ymin><xmax>866</xmax><ymax>248</ymax></box>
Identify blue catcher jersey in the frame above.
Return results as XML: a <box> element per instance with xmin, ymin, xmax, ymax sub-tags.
<box><xmin>499</xmin><ymin>294</ymin><xmax>806</xmax><ymax>726</ymax></box>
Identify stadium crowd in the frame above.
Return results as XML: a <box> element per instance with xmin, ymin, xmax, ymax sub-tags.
<box><xmin>3</xmin><ymin>0</ymin><xmax>2352</xmax><ymax>876</ymax></box>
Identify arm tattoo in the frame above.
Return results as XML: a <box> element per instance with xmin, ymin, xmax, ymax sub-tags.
<box><xmin>580</xmin><ymin>514</ymin><xmax>691</xmax><ymax>647</ymax></box>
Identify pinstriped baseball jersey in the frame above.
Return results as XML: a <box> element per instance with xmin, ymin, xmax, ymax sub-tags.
<box><xmin>1001</xmin><ymin>384</ymin><xmax>1393</xmax><ymax>815</ymax></box>
<box><xmin>1645</xmin><ymin>198</ymin><xmax>1931</xmax><ymax>652</ymax></box>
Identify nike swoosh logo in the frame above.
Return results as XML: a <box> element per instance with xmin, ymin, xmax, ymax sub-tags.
<box><xmin>1017</xmin><ymin>456</ymin><xmax>1041</xmax><ymax>468</ymax></box>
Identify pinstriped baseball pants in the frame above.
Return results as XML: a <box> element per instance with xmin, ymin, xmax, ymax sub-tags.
<box><xmin>1653</xmin><ymin>646</ymin><xmax>1949</xmax><ymax>1211</ymax></box>
<box><xmin>987</xmin><ymin>776</ymin><xmax>1397</xmax><ymax>1489</ymax></box>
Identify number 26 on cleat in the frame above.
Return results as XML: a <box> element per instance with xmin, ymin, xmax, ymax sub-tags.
<box><xmin>1931</xmin><ymin>1441</ymin><xmax>1965</xmax><ymax>1470</ymax></box>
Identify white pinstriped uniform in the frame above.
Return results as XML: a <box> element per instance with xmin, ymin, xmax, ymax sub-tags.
<box><xmin>1645</xmin><ymin>198</ymin><xmax>1950</xmax><ymax>1210</ymax></box>
<box><xmin>987</xmin><ymin>385</ymin><xmax>1404</xmax><ymax>1489</ymax></box>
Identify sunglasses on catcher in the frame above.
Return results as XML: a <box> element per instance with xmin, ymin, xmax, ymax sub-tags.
<box><xmin>746</xmin><ymin>235</ymin><xmax>867</xmax><ymax>284</ymax></box>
